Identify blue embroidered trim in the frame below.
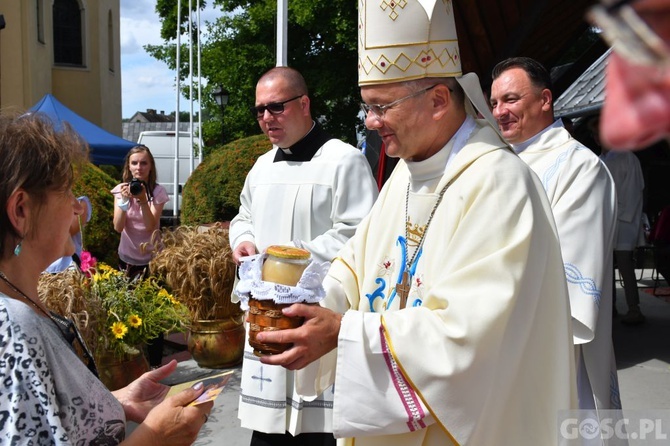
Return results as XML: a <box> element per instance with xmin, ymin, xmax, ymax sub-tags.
<box><xmin>542</xmin><ymin>151</ymin><xmax>569</xmax><ymax>190</ymax></box>
<box><xmin>366</xmin><ymin>278</ymin><xmax>386</xmax><ymax>313</ymax></box>
<box><xmin>610</xmin><ymin>371</ymin><xmax>622</xmax><ymax>410</ymax></box>
<box><xmin>564</xmin><ymin>263</ymin><xmax>602</xmax><ymax>307</ymax></box>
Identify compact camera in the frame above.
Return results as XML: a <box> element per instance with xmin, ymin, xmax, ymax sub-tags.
<box><xmin>128</xmin><ymin>178</ymin><xmax>146</xmax><ymax>196</ymax></box>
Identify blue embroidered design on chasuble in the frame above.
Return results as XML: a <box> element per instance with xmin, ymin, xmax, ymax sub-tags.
<box><xmin>564</xmin><ymin>263</ymin><xmax>601</xmax><ymax>307</ymax></box>
<box><xmin>542</xmin><ymin>151</ymin><xmax>569</xmax><ymax>190</ymax></box>
<box><xmin>366</xmin><ymin>279</ymin><xmax>386</xmax><ymax>312</ymax></box>
<box><xmin>367</xmin><ymin>235</ymin><xmax>424</xmax><ymax>311</ymax></box>
<box><xmin>406</xmin><ymin>247</ymin><xmax>423</xmax><ymax>307</ymax></box>
<box><xmin>610</xmin><ymin>371</ymin><xmax>622</xmax><ymax>409</ymax></box>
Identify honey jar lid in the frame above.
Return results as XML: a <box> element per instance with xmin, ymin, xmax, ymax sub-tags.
<box><xmin>265</xmin><ymin>245</ymin><xmax>311</xmax><ymax>260</ymax></box>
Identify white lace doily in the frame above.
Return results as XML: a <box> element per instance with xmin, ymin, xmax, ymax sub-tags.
<box><xmin>234</xmin><ymin>253</ymin><xmax>330</xmax><ymax>311</ymax></box>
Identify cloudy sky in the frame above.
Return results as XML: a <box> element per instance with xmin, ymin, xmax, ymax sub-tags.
<box><xmin>119</xmin><ymin>0</ymin><xmax>220</xmax><ymax>118</ymax></box>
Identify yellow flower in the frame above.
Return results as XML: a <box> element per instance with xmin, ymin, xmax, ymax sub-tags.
<box><xmin>110</xmin><ymin>321</ymin><xmax>128</xmax><ymax>339</ymax></box>
<box><xmin>158</xmin><ymin>288</ymin><xmax>180</xmax><ymax>306</ymax></box>
<box><xmin>77</xmin><ymin>261</ymin><xmax>189</xmax><ymax>360</ymax></box>
<box><xmin>127</xmin><ymin>314</ymin><xmax>142</xmax><ymax>328</ymax></box>
<box><xmin>99</xmin><ymin>263</ymin><xmax>114</xmax><ymax>273</ymax></box>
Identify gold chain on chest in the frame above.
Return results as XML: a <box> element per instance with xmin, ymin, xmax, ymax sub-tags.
<box><xmin>403</xmin><ymin>181</ymin><xmax>451</xmax><ymax>270</ymax></box>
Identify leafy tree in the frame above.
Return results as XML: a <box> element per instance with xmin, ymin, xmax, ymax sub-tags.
<box><xmin>146</xmin><ymin>0</ymin><xmax>361</xmax><ymax>147</ymax></box>
<box><xmin>74</xmin><ymin>163</ymin><xmax>120</xmax><ymax>266</ymax></box>
<box><xmin>181</xmin><ymin>134</ymin><xmax>272</xmax><ymax>225</ymax></box>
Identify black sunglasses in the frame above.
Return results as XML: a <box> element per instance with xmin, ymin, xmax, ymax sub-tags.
<box><xmin>250</xmin><ymin>95</ymin><xmax>303</xmax><ymax>119</ymax></box>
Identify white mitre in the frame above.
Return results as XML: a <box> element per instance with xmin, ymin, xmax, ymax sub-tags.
<box><xmin>358</xmin><ymin>0</ymin><xmax>501</xmax><ymax>133</ymax></box>
<box><xmin>358</xmin><ymin>0</ymin><xmax>461</xmax><ymax>84</ymax></box>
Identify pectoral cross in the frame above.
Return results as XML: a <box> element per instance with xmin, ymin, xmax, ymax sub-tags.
<box><xmin>396</xmin><ymin>271</ymin><xmax>411</xmax><ymax>309</ymax></box>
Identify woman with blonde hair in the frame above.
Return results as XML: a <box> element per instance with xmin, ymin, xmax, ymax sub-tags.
<box><xmin>112</xmin><ymin>145</ymin><xmax>169</xmax><ymax>366</ymax></box>
<box><xmin>112</xmin><ymin>145</ymin><xmax>168</xmax><ymax>279</ymax></box>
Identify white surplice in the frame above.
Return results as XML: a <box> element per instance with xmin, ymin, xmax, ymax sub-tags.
<box><xmin>297</xmin><ymin>118</ymin><xmax>578</xmax><ymax>445</ymax></box>
<box><xmin>230</xmin><ymin>138</ymin><xmax>378</xmax><ymax>435</ymax></box>
<box><xmin>514</xmin><ymin>120</ymin><xmax>621</xmax><ymax>413</ymax></box>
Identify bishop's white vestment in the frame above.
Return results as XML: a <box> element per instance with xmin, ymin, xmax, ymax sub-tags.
<box><xmin>297</xmin><ymin>118</ymin><xmax>578</xmax><ymax>445</ymax></box>
<box><xmin>230</xmin><ymin>133</ymin><xmax>378</xmax><ymax>435</ymax></box>
<box><xmin>514</xmin><ymin>120</ymin><xmax>621</xmax><ymax>413</ymax></box>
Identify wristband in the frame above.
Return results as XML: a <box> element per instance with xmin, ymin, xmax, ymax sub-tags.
<box><xmin>118</xmin><ymin>198</ymin><xmax>130</xmax><ymax>212</ymax></box>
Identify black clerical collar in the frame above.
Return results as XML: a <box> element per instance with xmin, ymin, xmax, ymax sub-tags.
<box><xmin>273</xmin><ymin>121</ymin><xmax>333</xmax><ymax>162</ymax></box>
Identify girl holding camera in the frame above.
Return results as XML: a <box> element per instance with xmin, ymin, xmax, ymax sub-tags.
<box><xmin>111</xmin><ymin>145</ymin><xmax>169</xmax><ymax>365</ymax></box>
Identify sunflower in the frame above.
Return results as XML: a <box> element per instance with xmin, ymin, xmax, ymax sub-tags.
<box><xmin>110</xmin><ymin>321</ymin><xmax>128</xmax><ymax>339</ymax></box>
<box><xmin>127</xmin><ymin>314</ymin><xmax>142</xmax><ymax>328</ymax></box>
<box><xmin>39</xmin><ymin>258</ymin><xmax>190</xmax><ymax>362</ymax></box>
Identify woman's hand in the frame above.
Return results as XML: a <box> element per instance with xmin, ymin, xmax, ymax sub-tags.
<box><xmin>124</xmin><ymin>381</ymin><xmax>214</xmax><ymax>445</ymax></box>
<box><xmin>113</xmin><ymin>359</ymin><xmax>178</xmax><ymax>423</ymax></box>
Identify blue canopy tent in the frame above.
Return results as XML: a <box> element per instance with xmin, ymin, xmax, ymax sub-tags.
<box><xmin>30</xmin><ymin>94</ymin><xmax>136</xmax><ymax>165</ymax></box>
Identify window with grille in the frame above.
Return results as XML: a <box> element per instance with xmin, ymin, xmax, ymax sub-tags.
<box><xmin>53</xmin><ymin>0</ymin><xmax>83</xmax><ymax>66</ymax></box>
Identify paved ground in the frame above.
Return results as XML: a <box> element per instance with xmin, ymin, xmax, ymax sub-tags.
<box><xmin>613</xmin><ymin>272</ymin><xmax>670</xmax><ymax>412</ymax></box>
<box><xmin>153</xmin><ymin>268</ymin><xmax>670</xmax><ymax>445</ymax></box>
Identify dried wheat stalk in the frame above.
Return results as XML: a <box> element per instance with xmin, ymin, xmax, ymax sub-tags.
<box><xmin>38</xmin><ymin>269</ymin><xmax>104</xmax><ymax>353</ymax></box>
<box><xmin>150</xmin><ymin>225</ymin><xmax>241</xmax><ymax>320</ymax></box>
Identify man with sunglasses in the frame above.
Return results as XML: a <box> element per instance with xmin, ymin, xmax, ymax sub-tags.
<box><xmin>587</xmin><ymin>0</ymin><xmax>670</xmax><ymax>150</ymax></box>
<box><xmin>254</xmin><ymin>2</ymin><xmax>577</xmax><ymax>445</ymax></box>
<box><xmin>490</xmin><ymin>57</ymin><xmax>620</xmax><ymax>426</ymax></box>
<box><xmin>229</xmin><ymin>66</ymin><xmax>378</xmax><ymax>446</ymax></box>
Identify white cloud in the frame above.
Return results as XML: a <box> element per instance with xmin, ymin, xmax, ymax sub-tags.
<box><xmin>119</xmin><ymin>0</ymin><xmax>219</xmax><ymax>118</ymax></box>
<box><xmin>121</xmin><ymin>59</ymin><xmax>176</xmax><ymax>114</ymax></box>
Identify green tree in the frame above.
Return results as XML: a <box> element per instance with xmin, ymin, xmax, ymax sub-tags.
<box><xmin>73</xmin><ymin>163</ymin><xmax>120</xmax><ymax>266</ymax></box>
<box><xmin>146</xmin><ymin>0</ymin><xmax>361</xmax><ymax>147</ymax></box>
<box><xmin>181</xmin><ymin>134</ymin><xmax>272</xmax><ymax>225</ymax></box>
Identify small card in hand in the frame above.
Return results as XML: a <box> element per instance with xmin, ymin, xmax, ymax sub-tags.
<box><xmin>189</xmin><ymin>373</ymin><xmax>232</xmax><ymax>406</ymax></box>
<box><xmin>167</xmin><ymin>370</ymin><xmax>234</xmax><ymax>406</ymax></box>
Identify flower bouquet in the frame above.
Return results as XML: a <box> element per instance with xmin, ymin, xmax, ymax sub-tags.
<box><xmin>88</xmin><ymin>263</ymin><xmax>189</xmax><ymax>358</ymax></box>
<box><xmin>38</xmin><ymin>261</ymin><xmax>189</xmax><ymax>362</ymax></box>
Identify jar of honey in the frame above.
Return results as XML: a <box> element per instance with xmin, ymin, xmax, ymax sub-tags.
<box><xmin>261</xmin><ymin>245</ymin><xmax>311</xmax><ymax>286</ymax></box>
<box><xmin>249</xmin><ymin>245</ymin><xmax>312</xmax><ymax>356</ymax></box>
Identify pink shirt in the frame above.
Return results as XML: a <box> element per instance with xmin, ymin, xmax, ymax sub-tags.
<box><xmin>111</xmin><ymin>184</ymin><xmax>169</xmax><ymax>265</ymax></box>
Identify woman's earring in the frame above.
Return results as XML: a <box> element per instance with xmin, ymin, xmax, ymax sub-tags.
<box><xmin>13</xmin><ymin>240</ymin><xmax>22</xmax><ymax>256</ymax></box>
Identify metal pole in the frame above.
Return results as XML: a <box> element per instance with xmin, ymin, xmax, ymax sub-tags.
<box><xmin>174</xmin><ymin>0</ymin><xmax>182</xmax><ymax>218</ymax></box>
<box><xmin>188</xmin><ymin>0</ymin><xmax>194</xmax><ymax>174</ymax></box>
<box><xmin>197</xmin><ymin>0</ymin><xmax>203</xmax><ymax>162</ymax></box>
<box><xmin>277</xmin><ymin>0</ymin><xmax>287</xmax><ymax>66</ymax></box>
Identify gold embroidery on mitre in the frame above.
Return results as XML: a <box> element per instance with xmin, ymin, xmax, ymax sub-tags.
<box><xmin>405</xmin><ymin>219</ymin><xmax>425</xmax><ymax>248</ymax></box>
<box><xmin>360</xmin><ymin>44</ymin><xmax>460</xmax><ymax>77</ymax></box>
<box><xmin>380</xmin><ymin>0</ymin><xmax>408</xmax><ymax>20</ymax></box>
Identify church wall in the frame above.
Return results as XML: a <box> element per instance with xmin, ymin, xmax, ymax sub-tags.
<box><xmin>0</xmin><ymin>0</ymin><xmax>122</xmax><ymax>136</ymax></box>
